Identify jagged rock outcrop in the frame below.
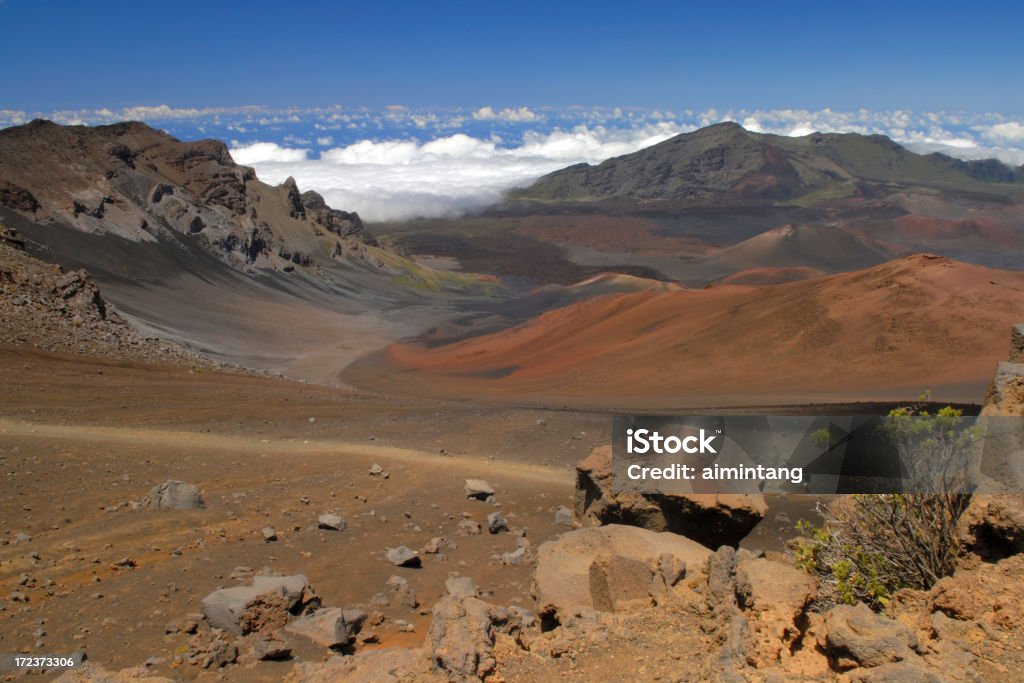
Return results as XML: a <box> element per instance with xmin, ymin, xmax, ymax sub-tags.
<box><xmin>574</xmin><ymin>445</ymin><xmax>767</xmax><ymax>548</ymax></box>
<box><xmin>981</xmin><ymin>323</ymin><xmax>1024</xmax><ymax>416</ymax></box>
<box><xmin>0</xmin><ymin>120</ymin><xmax>376</xmax><ymax>273</ymax></box>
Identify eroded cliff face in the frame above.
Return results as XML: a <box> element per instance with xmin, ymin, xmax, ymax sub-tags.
<box><xmin>0</xmin><ymin>120</ymin><xmax>376</xmax><ymax>273</ymax></box>
<box><xmin>981</xmin><ymin>324</ymin><xmax>1024</xmax><ymax>416</ymax></box>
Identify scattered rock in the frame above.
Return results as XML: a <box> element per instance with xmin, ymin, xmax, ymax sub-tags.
<box><xmin>369</xmin><ymin>464</ymin><xmax>389</xmax><ymax>479</ymax></box>
<box><xmin>446</xmin><ymin>576</ymin><xmax>479</xmax><ymax>599</ymax></box>
<box><xmin>317</xmin><ymin>514</ymin><xmax>347</xmax><ymax>531</ymax></box>
<box><xmin>487</xmin><ymin>511</ymin><xmax>509</xmax><ymax>534</ymax></box>
<box><xmin>141</xmin><ymin>480</ymin><xmax>204</xmax><ymax>510</ymax></box>
<box><xmin>397</xmin><ymin>584</ymin><xmax>419</xmax><ymax>609</ymax></box>
<box><xmin>386</xmin><ymin>546</ymin><xmax>421</xmax><ymax>568</ymax></box>
<box><xmin>457</xmin><ymin>519</ymin><xmax>482</xmax><ymax>536</ymax></box>
<box><xmin>465</xmin><ymin>479</ymin><xmax>495</xmax><ymax>501</ymax></box>
<box><xmin>554</xmin><ymin>505</ymin><xmax>574</xmax><ymax>526</ymax></box>
<box><xmin>262</xmin><ymin>526</ymin><xmax>277</xmax><ymax>542</ymax></box>
<box><xmin>422</xmin><ymin>536</ymin><xmax>447</xmax><ymax>554</ymax></box>
<box><xmin>501</xmin><ymin>547</ymin><xmax>528</xmax><ymax>566</ymax></box>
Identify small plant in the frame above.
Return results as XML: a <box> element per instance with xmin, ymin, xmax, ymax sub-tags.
<box><xmin>794</xmin><ymin>394</ymin><xmax>977</xmax><ymax>609</ymax></box>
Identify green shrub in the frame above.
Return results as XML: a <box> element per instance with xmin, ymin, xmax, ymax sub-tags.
<box><xmin>794</xmin><ymin>396</ymin><xmax>976</xmax><ymax>609</ymax></box>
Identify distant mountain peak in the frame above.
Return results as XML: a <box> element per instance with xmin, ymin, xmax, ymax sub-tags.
<box><xmin>510</xmin><ymin>122</ymin><xmax>1022</xmax><ymax>206</ymax></box>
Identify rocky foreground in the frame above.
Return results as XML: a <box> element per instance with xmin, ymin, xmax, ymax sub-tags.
<box><xmin>40</xmin><ymin>331</ymin><xmax>1024</xmax><ymax>682</ymax></box>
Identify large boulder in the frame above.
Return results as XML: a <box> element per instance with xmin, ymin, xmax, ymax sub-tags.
<box><xmin>734</xmin><ymin>558</ymin><xmax>817</xmax><ymax>668</ymax></box>
<box><xmin>201</xmin><ymin>574</ymin><xmax>316</xmax><ymax>635</ymax></box>
<box><xmin>142</xmin><ymin>480</ymin><xmax>204</xmax><ymax>509</ymax></box>
<box><xmin>532</xmin><ymin>524</ymin><xmax>710</xmax><ymax>618</ymax></box>
<box><xmin>574</xmin><ymin>445</ymin><xmax>766</xmax><ymax>548</ymax></box>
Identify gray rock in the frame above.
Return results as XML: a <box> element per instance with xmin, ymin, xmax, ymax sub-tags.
<box><xmin>386</xmin><ymin>546</ymin><xmax>421</xmax><ymax>567</ymax></box>
<box><xmin>824</xmin><ymin>602</ymin><xmax>919</xmax><ymax>668</ymax></box>
<box><xmin>142</xmin><ymin>480</ymin><xmax>204</xmax><ymax>510</ymax></box>
<box><xmin>397</xmin><ymin>584</ymin><xmax>419</xmax><ymax>609</ymax></box>
<box><xmin>253</xmin><ymin>634</ymin><xmax>291</xmax><ymax>661</ymax></box>
<box><xmin>422</xmin><ymin>536</ymin><xmax>446</xmax><ymax>553</ymax></box>
<box><xmin>500</xmin><ymin>547</ymin><xmax>527</xmax><ymax>566</ymax></box>
<box><xmin>465</xmin><ymin>479</ymin><xmax>495</xmax><ymax>500</ymax></box>
<box><xmin>385</xmin><ymin>575</ymin><xmax>408</xmax><ymax>589</ymax></box>
<box><xmin>285</xmin><ymin>606</ymin><xmax>366</xmax><ymax>648</ymax></box>
<box><xmin>457</xmin><ymin>519</ymin><xmax>482</xmax><ymax>535</ymax></box>
<box><xmin>486</xmin><ymin>512</ymin><xmax>509</xmax><ymax>534</ymax></box>
<box><xmin>318</xmin><ymin>514</ymin><xmax>347</xmax><ymax>531</ymax></box>
<box><xmin>554</xmin><ymin>505</ymin><xmax>574</xmax><ymax>526</ymax></box>
<box><xmin>261</xmin><ymin>526</ymin><xmax>277</xmax><ymax>542</ymax></box>
<box><xmin>201</xmin><ymin>574</ymin><xmax>312</xmax><ymax>635</ymax></box>
<box><xmin>445</xmin><ymin>576</ymin><xmax>478</xmax><ymax>599</ymax></box>
<box><xmin>371</xmin><ymin>592</ymin><xmax>390</xmax><ymax>606</ymax></box>
<box><xmin>369</xmin><ymin>464</ymin><xmax>389</xmax><ymax>479</ymax></box>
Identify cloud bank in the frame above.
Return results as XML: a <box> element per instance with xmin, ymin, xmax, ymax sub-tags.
<box><xmin>231</xmin><ymin>124</ymin><xmax>688</xmax><ymax>221</ymax></box>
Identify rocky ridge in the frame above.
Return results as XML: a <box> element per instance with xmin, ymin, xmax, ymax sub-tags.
<box><xmin>0</xmin><ymin>120</ymin><xmax>377</xmax><ymax>274</ymax></box>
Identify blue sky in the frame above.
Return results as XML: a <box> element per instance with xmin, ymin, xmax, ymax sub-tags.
<box><xmin>1</xmin><ymin>1</ymin><xmax>1021</xmax><ymax>113</ymax></box>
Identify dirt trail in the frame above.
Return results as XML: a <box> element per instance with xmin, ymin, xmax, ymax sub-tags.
<box><xmin>0</xmin><ymin>418</ymin><xmax>573</xmax><ymax>486</ymax></box>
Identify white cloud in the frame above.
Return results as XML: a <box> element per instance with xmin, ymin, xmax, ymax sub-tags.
<box><xmin>472</xmin><ymin>106</ymin><xmax>540</xmax><ymax>122</ymax></box>
<box><xmin>230</xmin><ymin>142</ymin><xmax>309</xmax><ymax>164</ymax></box>
<box><xmin>980</xmin><ymin>121</ymin><xmax>1024</xmax><ymax>142</ymax></box>
<box><xmin>232</xmin><ymin>124</ymin><xmax>695</xmax><ymax>222</ymax></box>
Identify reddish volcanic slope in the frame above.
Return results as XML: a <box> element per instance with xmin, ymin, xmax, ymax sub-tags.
<box><xmin>714</xmin><ymin>266</ymin><xmax>825</xmax><ymax>286</ymax></box>
<box><xmin>350</xmin><ymin>255</ymin><xmax>1024</xmax><ymax>408</ymax></box>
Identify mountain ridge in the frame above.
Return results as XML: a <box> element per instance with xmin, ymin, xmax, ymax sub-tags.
<box><xmin>510</xmin><ymin>122</ymin><xmax>1024</xmax><ymax>205</ymax></box>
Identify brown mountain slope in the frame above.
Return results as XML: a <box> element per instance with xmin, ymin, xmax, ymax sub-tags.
<box><xmin>0</xmin><ymin>119</ymin><xmax>376</xmax><ymax>273</ymax></box>
<box><xmin>699</xmin><ymin>223</ymin><xmax>895</xmax><ymax>273</ymax></box>
<box><xmin>346</xmin><ymin>254</ymin><xmax>1024</xmax><ymax>408</ymax></box>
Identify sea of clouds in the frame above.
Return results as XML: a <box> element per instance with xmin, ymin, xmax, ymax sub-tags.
<box><xmin>2</xmin><ymin>105</ymin><xmax>1022</xmax><ymax>222</ymax></box>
